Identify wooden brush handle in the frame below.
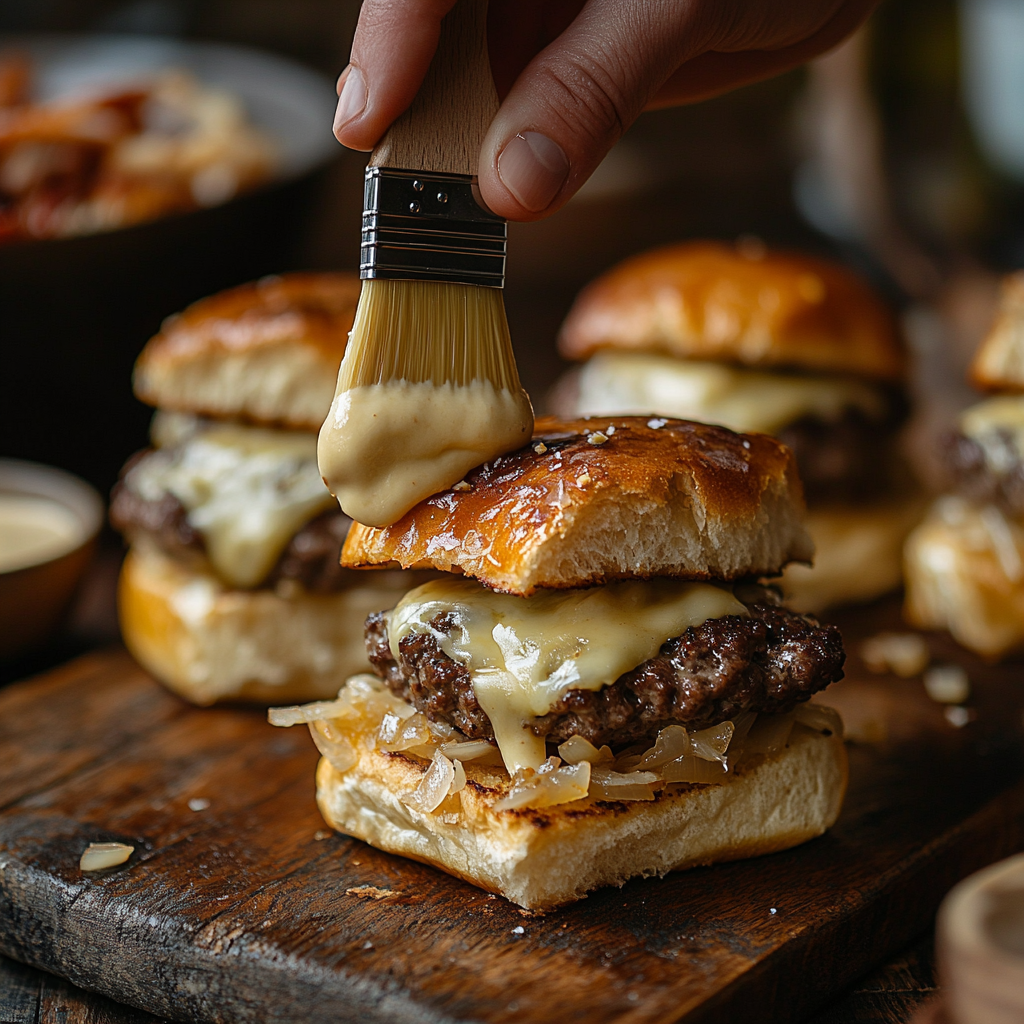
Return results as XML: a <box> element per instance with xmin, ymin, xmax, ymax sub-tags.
<box><xmin>370</xmin><ymin>0</ymin><xmax>497</xmax><ymax>176</ymax></box>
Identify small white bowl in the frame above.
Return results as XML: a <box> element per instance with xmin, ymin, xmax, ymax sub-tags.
<box><xmin>938</xmin><ymin>852</ymin><xmax>1024</xmax><ymax>1024</ymax></box>
<box><xmin>0</xmin><ymin>459</ymin><xmax>104</xmax><ymax>660</ymax></box>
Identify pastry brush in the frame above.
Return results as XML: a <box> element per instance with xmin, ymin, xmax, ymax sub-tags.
<box><xmin>319</xmin><ymin>0</ymin><xmax>534</xmax><ymax>528</ymax></box>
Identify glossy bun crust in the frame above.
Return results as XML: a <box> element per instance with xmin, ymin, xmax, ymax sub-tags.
<box><xmin>558</xmin><ymin>242</ymin><xmax>905</xmax><ymax>381</ymax></box>
<box><xmin>971</xmin><ymin>271</ymin><xmax>1024</xmax><ymax>393</ymax></box>
<box><xmin>342</xmin><ymin>416</ymin><xmax>813</xmax><ymax>595</ymax></box>
<box><xmin>134</xmin><ymin>272</ymin><xmax>360</xmax><ymax>429</ymax></box>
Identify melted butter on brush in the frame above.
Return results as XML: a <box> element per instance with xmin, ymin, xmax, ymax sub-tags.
<box><xmin>319</xmin><ymin>380</ymin><xmax>532</xmax><ymax>527</ymax></box>
<box><xmin>317</xmin><ymin>280</ymin><xmax>533</xmax><ymax>527</ymax></box>
<box><xmin>389</xmin><ymin>576</ymin><xmax>745</xmax><ymax>772</ymax></box>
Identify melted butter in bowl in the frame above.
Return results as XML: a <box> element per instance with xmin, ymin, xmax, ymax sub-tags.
<box><xmin>0</xmin><ymin>493</ymin><xmax>87</xmax><ymax>573</ymax></box>
<box><xmin>0</xmin><ymin>460</ymin><xmax>104</xmax><ymax>659</ymax></box>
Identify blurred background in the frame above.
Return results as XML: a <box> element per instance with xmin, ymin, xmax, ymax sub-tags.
<box><xmin>4</xmin><ymin>0</ymin><xmax>1024</xmax><ymax>491</ymax></box>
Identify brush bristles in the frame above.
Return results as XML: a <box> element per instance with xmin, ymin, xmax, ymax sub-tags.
<box><xmin>338</xmin><ymin>279</ymin><xmax>522</xmax><ymax>390</ymax></box>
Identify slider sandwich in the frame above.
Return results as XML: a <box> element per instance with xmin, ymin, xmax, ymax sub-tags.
<box><xmin>905</xmin><ymin>272</ymin><xmax>1024</xmax><ymax>658</ymax></box>
<box><xmin>552</xmin><ymin>241</ymin><xmax>920</xmax><ymax>613</ymax></box>
<box><xmin>111</xmin><ymin>273</ymin><xmax>420</xmax><ymax>704</ymax></box>
<box><xmin>271</xmin><ymin>416</ymin><xmax>848</xmax><ymax>910</ymax></box>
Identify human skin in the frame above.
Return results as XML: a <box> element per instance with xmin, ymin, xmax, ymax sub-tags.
<box><xmin>332</xmin><ymin>0</ymin><xmax>879</xmax><ymax>221</ymax></box>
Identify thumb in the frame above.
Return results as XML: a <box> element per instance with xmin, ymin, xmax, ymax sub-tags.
<box><xmin>478</xmin><ymin>0</ymin><xmax>701</xmax><ymax>220</ymax></box>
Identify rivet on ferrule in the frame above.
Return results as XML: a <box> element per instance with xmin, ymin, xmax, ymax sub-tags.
<box><xmin>360</xmin><ymin>166</ymin><xmax>507</xmax><ymax>288</ymax></box>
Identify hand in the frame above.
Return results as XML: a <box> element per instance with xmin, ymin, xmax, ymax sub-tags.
<box><xmin>333</xmin><ymin>0</ymin><xmax>879</xmax><ymax>221</ymax></box>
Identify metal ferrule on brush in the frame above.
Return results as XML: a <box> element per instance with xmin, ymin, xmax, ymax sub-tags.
<box><xmin>360</xmin><ymin>167</ymin><xmax>506</xmax><ymax>288</ymax></box>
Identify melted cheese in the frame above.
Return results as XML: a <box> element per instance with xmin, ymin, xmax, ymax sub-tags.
<box><xmin>0</xmin><ymin>494</ymin><xmax>84</xmax><ymax>573</ymax></box>
<box><xmin>959</xmin><ymin>395</ymin><xmax>1024</xmax><ymax>473</ymax></box>
<box><xmin>389</xmin><ymin>576</ymin><xmax>745</xmax><ymax>772</ymax></box>
<box><xmin>574</xmin><ymin>352</ymin><xmax>885</xmax><ymax>434</ymax></box>
<box><xmin>127</xmin><ymin>423</ymin><xmax>333</xmax><ymax>588</ymax></box>
<box><xmin>317</xmin><ymin>380</ymin><xmax>533</xmax><ymax>528</ymax></box>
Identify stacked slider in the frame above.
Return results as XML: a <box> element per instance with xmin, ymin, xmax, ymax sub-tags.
<box><xmin>272</xmin><ymin>416</ymin><xmax>848</xmax><ymax>910</ymax></box>
<box><xmin>552</xmin><ymin>241</ymin><xmax>921</xmax><ymax>613</ymax></box>
<box><xmin>905</xmin><ymin>273</ymin><xmax>1024</xmax><ymax>658</ymax></box>
<box><xmin>111</xmin><ymin>273</ymin><xmax>420</xmax><ymax>705</ymax></box>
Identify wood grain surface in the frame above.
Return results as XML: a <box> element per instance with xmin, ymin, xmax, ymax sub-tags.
<box><xmin>1</xmin><ymin>599</ymin><xmax>1023</xmax><ymax>1024</ymax></box>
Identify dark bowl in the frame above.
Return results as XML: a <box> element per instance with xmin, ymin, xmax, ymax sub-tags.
<box><xmin>0</xmin><ymin>458</ymin><xmax>104</xmax><ymax>660</ymax></box>
<box><xmin>0</xmin><ymin>35</ymin><xmax>341</xmax><ymax>494</ymax></box>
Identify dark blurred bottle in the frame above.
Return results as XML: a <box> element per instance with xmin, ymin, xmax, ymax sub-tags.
<box><xmin>798</xmin><ymin>0</ymin><xmax>1024</xmax><ymax>280</ymax></box>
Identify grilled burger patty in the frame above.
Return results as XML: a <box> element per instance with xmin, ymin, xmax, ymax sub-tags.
<box><xmin>778</xmin><ymin>406</ymin><xmax>903</xmax><ymax>504</ymax></box>
<box><xmin>365</xmin><ymin>603</ymin><xmax>845</xmax><ymax>750</ymax></box>
<box><xmin>110</xmin><ymin>476</ymin><xmax>353</xmax><ymax>593</ymax></box>
<box><xmin>943</xmin><ymin>429</ymin><xmax>1024</xmax><ymax>519</ymax></box>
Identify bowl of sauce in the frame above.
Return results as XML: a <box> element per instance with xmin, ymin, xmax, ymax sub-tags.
<box><xmin>0</xmin><ymin>459</ymin><xmax>103</xmax><ymax>659</ymax></box>
<box><xmin>938</xmin><ymin>852</ymin><xmax>1024</xmax><ymax>1024</ymax></box>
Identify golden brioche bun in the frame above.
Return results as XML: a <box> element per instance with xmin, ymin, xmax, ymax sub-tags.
<box><xmin>118</xmin><ymin>544</ymin><xmax>413</xmax><ymax>705</ymax></box>
<box><xmin>781</xmin><ymin>497</ymin><xmax>926</xmax><ymax>613</ymax></box>
<box><xmin>134</xmin><ymin>272</ymin><xmax>360</xmax><ymax>430</ymax></box>
<box><xmin>904</xmin><ymin>498</ymin><xmax>1024</xmax><ymax>660</ymax></box>
<box><xmin>316</xmin><ymin>713</ymin><xmax>847</xmax><ymax>911</ymax></box>
<box><xmin>970</xmin><ymin>271</ymin><xmax>1024</xmax><ymax>393</ymax></box>
<box><xmin>558</xmin><ymin>241</ymin><xmax>905</xmax><ymax>381</ymax></box>
<box><xmin>342</xmin><ymin>416</ymin><xmax>814</xmax><ymax>595</ymax></box>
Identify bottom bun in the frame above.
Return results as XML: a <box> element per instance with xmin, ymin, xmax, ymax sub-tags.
<box><xmin>315</xmin><ymin>715</ymin><xmax>847</xmax><ymax>911</ymax></box>
<box><xmin>904</xmin><ymin>497</ymin><xmax>1024</xmax><ymax>659</ymax></box>
<box><xmin>781</xmin><ymin>498</ymin><xmax>924</xmax><ymax>613</ymax></box>
<box><xmin>119</xmin><ymin>544</ymin><xmax>413</xmax><ymax>705</ymax></box>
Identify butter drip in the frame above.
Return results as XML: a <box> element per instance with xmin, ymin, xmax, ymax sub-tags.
<box><xmin>574</xmin><ymin>352</ymin><xmax>885</xmax><ymax>434</ymax></box>
<box><xmin>127</xmin><ymin>422</ymin><xmax>333</xmax><ymax>588</ymax></box>
<box><xmin>317</xmin><ymin>380</ymin><xmax>533</xmax><ymax>527</ymax></box>
<box><xmin>959</xmin><ymin>395</ymin><xmax>1024</xmax><ymax>474</ymax></box>
<box><xmin>389</xmin><ymin>576</ymin><xmax>746</xmax><ymax>772</ymax></box>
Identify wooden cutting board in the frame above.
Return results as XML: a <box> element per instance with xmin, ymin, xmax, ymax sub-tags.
<box><xmin>1</xmin><ymin>600</ymin><xmax>1023</xmax><ymax>1024</ymax></box>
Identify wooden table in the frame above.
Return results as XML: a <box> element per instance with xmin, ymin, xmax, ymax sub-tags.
<box><xmin>0</xmin><ymin>931</ymin><xmax>939</xmax><ymax>1023</ymax></box>
<box><xmin>0</xmin><ymin>550</ymin><xmax>1018</xmax><ymax>1023</ymax></box>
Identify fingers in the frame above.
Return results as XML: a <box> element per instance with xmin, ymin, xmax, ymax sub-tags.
<box><xmin>648</xmin><ymin>0</ymin><xmax>880</xmax><ymax>106</ymax></box>
<box><xmin>333</xmin><ymin>0</ymin><xmax>458</xmax><ymax>152</ymax></box>
<box><xmin>478</xmin><ymin>0</ymin><xmax>701</xmax><ymax>220</ymax></box>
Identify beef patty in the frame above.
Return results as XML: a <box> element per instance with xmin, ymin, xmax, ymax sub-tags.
<box><xmin>779</xmin><ymin>405</ymin><xmax>904</xmax><ymax>504</ymax></box>
<box><xmin>365</xmin><ymin>602</ymin><xmax>845</xmax><ymax>750</ymax></box>
<box><xmin>110</xmin><ymin>464</ymin><xmax>352</xmax><ymax>593</ymax></box>
<box><xmin>943</xmin><ymin>429</ymin><xmax>1024</xmax><ymax>519</ymax></box>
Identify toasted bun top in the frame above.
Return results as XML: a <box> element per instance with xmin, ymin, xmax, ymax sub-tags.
<box><xmin>558</xmin><ymin>241</ymin><xmax>905</xmax><ymax>381</ymax></box>
<box><xmin>971</xmin><ymin>271</ymin><xmax>1024</xmax><ymax>393</ymax></box>
<box><xmin>342</xmin><ymin>416</ymin><xmax>813</xmax><ymax>595</ymax></box>
<box><xmin>134</xmin><ymin>272</ymin><xmax>360</xmax><ymax>429</ymax></box>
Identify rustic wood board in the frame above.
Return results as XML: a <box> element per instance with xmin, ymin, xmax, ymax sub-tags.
<box><xmin>1</xmin><ymin>601</ymin><xmax>1023</xmax><ymax>1024</ymax></box>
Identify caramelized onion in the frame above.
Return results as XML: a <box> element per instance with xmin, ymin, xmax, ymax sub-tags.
<box><xmin>450</xmin><ymin>757</ymin><xmax>467</xmax><ymax>795</ymax></box>
<box><xmin>495</xmin><ymin>759</ymin><xmax>591</xmax><ymax>811</ymax></box>
<box><xmin>632</xmin><ymin>725</ymin><xmax>691</xmax><ymax>770</ymax></box>
<box><xmin>310</xmin><ymin>718</ymin><xmax>359</xmax><ymax>772</ymax></box>
<box><xmin>588</xmin><ymin>767</ymin><xmax>658</xmax><ymax>801</ymax></box>
<box><xmin>440</xmin><ymin>739</ymin><xmax>502</xmax><ymax>763</ymax></box>
<box><xmin>557</xmin><ymin>735</ymin><xmax>613</xmax><ymax>765</ymax></box>
<box><xmin>268</xmin><ymin>699</ymin><xmax>350</xmax><ymax>727</ymax></box>
<box><xmin>660</xmin><ymin>755</ymin><xmax>729</xmax><ymax>784</ymax></box>
<box><xmin>741</xmin><ymin>713</ymin><xmax>794</xmax><ymax>756</ymax></box>
<box><xmin>690</xmin><ymin>721</ymin><xmax>734</xmax><ymax>764</ymax></box>
<box><xmin>793</xmin><ymin>703</ymin><xmax>844</xmax><ymax>737</ymax></box>
<box><xmin>378</xmin><ymin>711</ymin><xmax>432</xmax><ymax>752</ymax></box>
<box><xmin>403</xmin><ymin>750</ymin><xmax>456</xmax><ymax>813</ymax></box>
